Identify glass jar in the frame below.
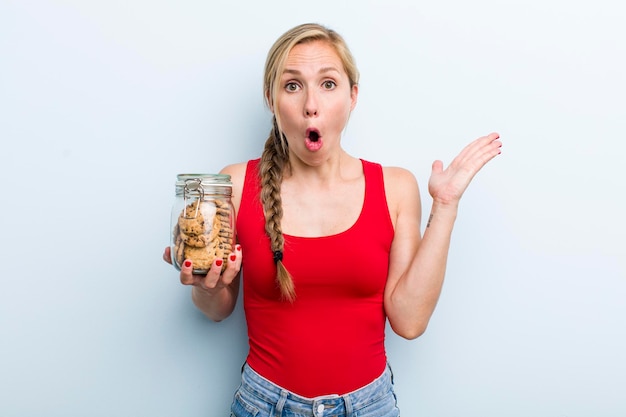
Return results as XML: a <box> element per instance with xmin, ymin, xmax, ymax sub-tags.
<box><xmin>170</xmin><ymin>174</ymin><xmax>234</xmax><ymax>274</ymax></box>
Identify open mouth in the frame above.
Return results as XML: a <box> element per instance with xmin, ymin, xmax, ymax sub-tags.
<box><xmin>304</xmin><ymin>127</ymin><xmax>323</xmax><ymax>151</ymax></box>
<box><xmin>307</xmin><ymin>128</ymin><xmax>320</xmax><ymax>142</ymax></box>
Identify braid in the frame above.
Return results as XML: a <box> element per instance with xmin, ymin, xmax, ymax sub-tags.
<box><xmin>259</xmin><ymin>117</ymin><xmax>296</xmax><ymax>302</ymax></box>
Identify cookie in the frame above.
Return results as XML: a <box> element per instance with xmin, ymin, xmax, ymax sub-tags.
<box><xmin>173</xmin><ymin>198</ymin><xmax>233</xmax><ymax>272</ymax></box>
<box><xmin>178</xmin><ymin>200</ymin><xmax>206</xmax><ymax>235</ymax></box>
<box><xmin>184</xmin><ymin>241</ymin><xmax>217</xmax><ymax>271</ymax></box>
<box><xmin>179</xmin><ymin>231</ymin><xmax>210</xmax><ymax>248</ymax></box>
<box><xmin>178</xmin><ymin>215</ymin><xmax>205</xmax><ymax>236</ymax></box>
<box><xmin>174</xmin><ymin>233</ymin><xmax>185</xmax><ymax>268</ymax></box>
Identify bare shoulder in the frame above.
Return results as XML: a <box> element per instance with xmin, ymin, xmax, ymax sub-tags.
<box><xmin>220</xmin><ymin>162</ymin><xmax>248</xmax><ymax>211</ymax></box>
<box><xmin>382</xmin><ymin>166</ymin><xmax>420</xmax><ymax>197</ymax></box>
<box><xmin>382</xmin><ymin>166</ymin><xmax>421</xmax><ymax>221</ymax></box>
<box><xmin>382</xmin><ymin>166</ymin><xmax>418</xmax><ymax>183</ymax></box>
<box><xmin>220</xmin><ymin>162</ymin><xmax>247</xmax><ymax>187</ymax></box>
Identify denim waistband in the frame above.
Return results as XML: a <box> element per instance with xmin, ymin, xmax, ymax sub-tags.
<box><xmin>240</xmin><ymin>363</ymin><xmax>394</xmax><ymax>415</ymax></box>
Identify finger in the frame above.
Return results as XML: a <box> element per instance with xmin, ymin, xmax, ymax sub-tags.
<box><xmin>462</xmin><ymin>138</ymin><xmax>503</xmax><ymax>175</ymax></box>
<box><xmin>479</xmin><ymin>132</ymin><xmax>502</xmax><ymax>154</ymax></box>
<box><xmin>200</xmin><ymin>258</ymin><xmax>226</xmax><ymax>290</ymax></box>
<box><xmin>465</xmin><ymin>132</ymin><xmax>500</xmax><ymax>153</ymax></box>
<box><xmin>222</xmin><ymin>244</ymin><xmax>243</xmax><ymax>284</ymax></box>
<box><xmin>474</xmin><ymin>133</ymin><xmax>503</xmax><ymax>159</ymax></box>
<box><xmin>179</xmin><ymin>259</ymin><xmax>197</xmax><ymax>285</ymax></box>
<box><xmin>485</xmin><ymin>132</ymin><xmax>500</xmax><ymax>142</ymax></box>
<box><xmin>431</xmin><ymin>160</ymin><xmax>444</xmax><ymax>175</ymax></box>
<box><xmin>454</xmin><ymin>133</ymin><xmax>502</xmax><ymax>167</ymax></box>
<box><xmin>476</xmin><ymin>141</ymin><xmax>503</xmax><ymax>166</ymax></box>
<box><xmin>163</xmin><ymin>246</ymin><xmax>172</xmax><ymax>264</ymax></box>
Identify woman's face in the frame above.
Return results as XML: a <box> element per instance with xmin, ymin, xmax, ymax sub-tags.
<box><xmin>273</xmin><ymin>40</ymin><xmax>358</xmax><ymax>166</ymax></box>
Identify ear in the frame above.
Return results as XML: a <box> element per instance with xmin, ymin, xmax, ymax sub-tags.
<box><xmin>350</xmin><ymin>84</ymin><xmax>359</xmax><ymax>111</ymax></box>
<box><xmin>265</xmin><ymin>89</ymin><xmax>274</xmax><ymax>114</ymax></box>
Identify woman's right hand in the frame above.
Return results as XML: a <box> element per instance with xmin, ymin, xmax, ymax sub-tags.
<box><xmin>162</xmin><ymin>245</ymin><xmax>242</xmax><ymax>295</ymax></box>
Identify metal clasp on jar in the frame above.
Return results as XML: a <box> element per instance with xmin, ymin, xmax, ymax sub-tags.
<box><xmin>183</xmin><ymin>178</ymin><xmax>204</xmax><ymax>218</ymax></box>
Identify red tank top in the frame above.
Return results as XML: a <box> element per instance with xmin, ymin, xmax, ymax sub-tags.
<box><xmin>237</xmin><ymin>158</ymin><xmax>394</xmax><ymax>397</ymax></box>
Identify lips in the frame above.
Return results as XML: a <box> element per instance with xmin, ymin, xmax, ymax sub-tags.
<box><xmin>304</xmin><ymin>127</ymin><xmax>322</xmax><ymax>151</ymax></box>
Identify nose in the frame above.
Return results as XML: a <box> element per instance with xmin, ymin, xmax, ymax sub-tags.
<box><xmin>304</xmin><ymin>91</ymin><xmax>318</xmax><ymax>117</ymax></box>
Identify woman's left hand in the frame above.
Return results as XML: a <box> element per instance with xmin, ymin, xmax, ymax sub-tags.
<box><xmin>428</xmin><ymin>132</ymin><xmax>502</xmax><ymax>206</ymax></box>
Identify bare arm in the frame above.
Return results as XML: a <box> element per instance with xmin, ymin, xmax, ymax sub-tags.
<box><xmin>384</xmin><ymin>133</ymin><xmax>502</xmax><ymax>339</ymax></box>
<box><xmin>162</xmin><ymin>162</ymin><xmax>247</xmax><ymax>322</ymax></box>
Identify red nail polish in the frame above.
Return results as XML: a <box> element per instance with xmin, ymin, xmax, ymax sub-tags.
<box><xmin>215</xmin><ymin>259</ymin><xmax>223</xmax><ymax>267</ymax></box>
<box><xmin>184</xmin><ymin>261</ymin><xmax>191</xmax><ymax>268</ymax></box>
<box><xmin>236</xmin><ymin>244</ymin><xmax>242</xmax><ymax>251</ymax></box>
<box><xmin>230</xmin><ymin>254</ymin><xmax>237</xmax><ymax>262</ymax></box>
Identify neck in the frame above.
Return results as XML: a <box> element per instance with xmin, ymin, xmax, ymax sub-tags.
<box><xmin>286</xmin><ymin>150</ymin><xmax>360</xmax><ymax>186</ymax></box>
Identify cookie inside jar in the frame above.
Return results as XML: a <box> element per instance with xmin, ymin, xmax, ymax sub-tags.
<box><xmin>171</xmin><ymin>173</ymin><xmax>233</xmax><ymax>274</ymax></box>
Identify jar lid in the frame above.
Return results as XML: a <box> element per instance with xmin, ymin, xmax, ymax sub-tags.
<box><xmin>175</xmin><ymin>174</ymin><xmax>232</xmax><ymax>197</ymax></box>
<box><xmin>175</xmin><ymin>173</ymin><xmax>232</xmax><ymax>185</ymax></box>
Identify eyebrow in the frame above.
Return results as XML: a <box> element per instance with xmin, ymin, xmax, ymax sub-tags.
<box><xmin>282</xmin><ymin>67</ymin><xmax>341</xmax><ymax>76</ymax></box>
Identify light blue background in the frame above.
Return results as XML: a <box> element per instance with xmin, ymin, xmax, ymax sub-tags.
<box><xmin>1</xmin><ymin>0</ymin><xmax>625</xmax><ymax>416</ymax></box>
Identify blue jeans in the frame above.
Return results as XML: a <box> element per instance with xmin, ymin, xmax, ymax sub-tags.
<box><xmin>230</xmin><ymin>363</ymin><xmax>400</xmax><ymax>417</ymax></box>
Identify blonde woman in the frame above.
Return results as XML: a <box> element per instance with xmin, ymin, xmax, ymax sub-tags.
<box><xmin>164</xmin><ymin>23</ymin><xmax>502</xmax><ymax>417</ymax></box>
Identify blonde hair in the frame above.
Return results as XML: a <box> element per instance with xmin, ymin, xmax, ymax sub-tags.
<box><xmin>260</xmin><ymin>23</ymin><xmax>359</xmax><ymax>302</ymax></box>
